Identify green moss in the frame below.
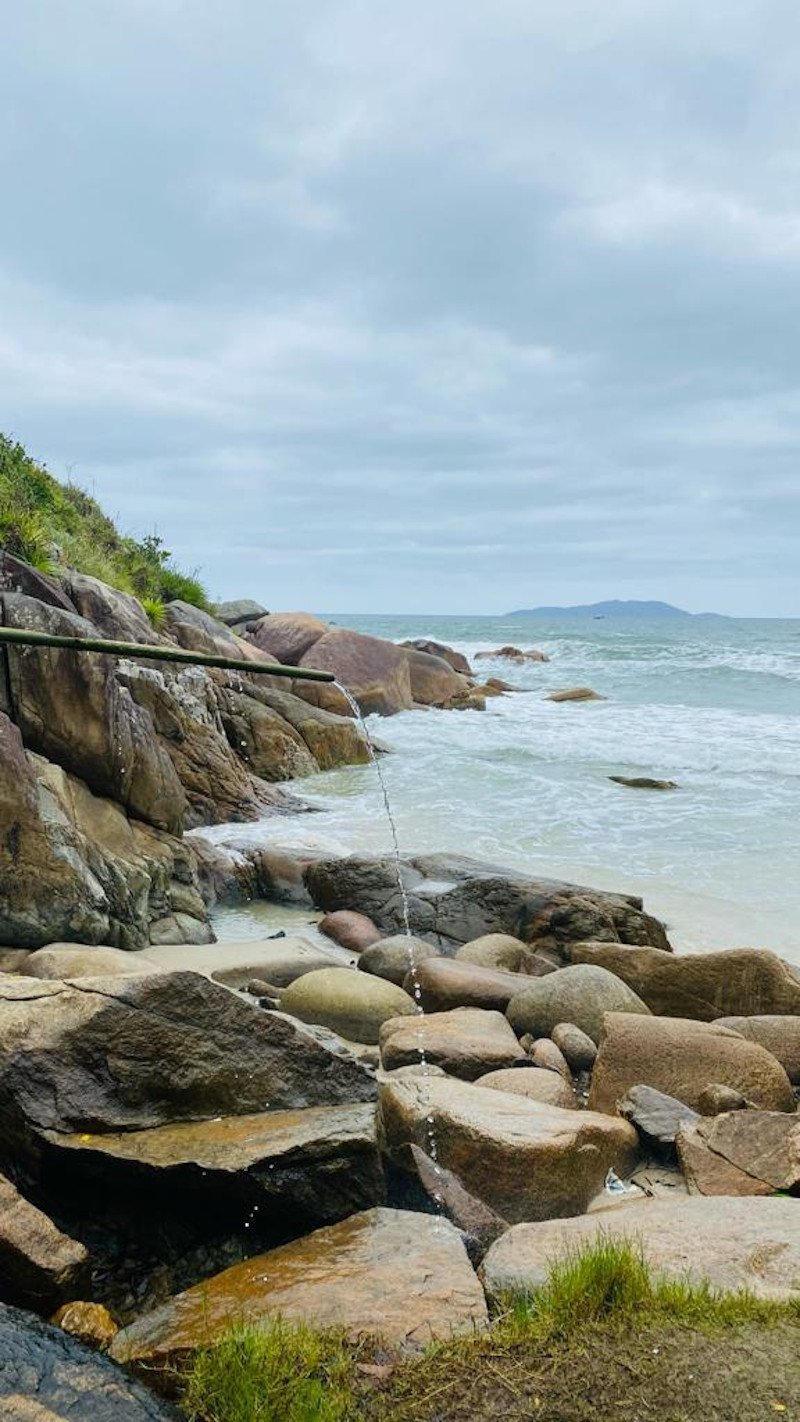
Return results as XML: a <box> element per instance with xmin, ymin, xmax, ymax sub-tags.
<box><xmin>0</xmin><ymin>434</ymin><xmax>209</xmax><ymax>609</ymax></box>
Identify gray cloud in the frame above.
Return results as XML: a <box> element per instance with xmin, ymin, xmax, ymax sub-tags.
<box><xmin>3</xmin><ymin>0</ymin><xmax>800</xmax><ymax>613</ymax></box>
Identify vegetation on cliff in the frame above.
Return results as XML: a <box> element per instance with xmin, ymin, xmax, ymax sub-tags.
<box><xmin>0</xmin><ymin>433</ymin><xmax>208</xmax><ymax>617</ymax></box>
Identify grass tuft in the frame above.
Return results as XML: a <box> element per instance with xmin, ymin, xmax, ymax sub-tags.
<box><xmin>180</xmin><ymin>1317</ymin><xmax>358</xmax><ymax>1422</ymax></box>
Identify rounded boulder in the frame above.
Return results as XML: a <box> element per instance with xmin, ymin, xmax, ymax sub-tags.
<box><xmin>280</xmin><ymin>967</ymin><xmax>418</xmax><ymax>1044</ymax></box>
<box><xmin>507</xmin><ymin>964</ymin><xmax>651</xmax><ymax>1044</ymax></box>
<box><xmin>358</xmin><ymin>936</ymin><xmax>439</xmax><ymax>987</ymax></box>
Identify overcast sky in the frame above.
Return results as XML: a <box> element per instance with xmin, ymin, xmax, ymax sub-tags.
<box><xmin>3</xmin><ymin>1</ymin><xmax>800</xmax><ymax>615</ymax></box>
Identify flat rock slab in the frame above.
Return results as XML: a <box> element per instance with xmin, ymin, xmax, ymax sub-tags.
<box><xmin>0</xmin><ymin>972</ymin><xmax>377</xmax><ymax>1148</ymax></box>
<box><xmin>0</xmin><ymin>1301</ymin><xmax>178</xmax><ymax>1421</ymax></box>
<box><xmin>111</xmin><ymin>1207</ymin><xmax>487</xmax><ymax>1365</ymax></box>
<box><xmin>23</xmin><ymin>944</ymin><xmax>162</xmax><ymax>979</ymax></box>
<box><xmin>476</xmin><ymin>1067</ymin><xmax>577</xmax><ymax>1109</ymax></box>
<box><xmin>589</xmin><ymin>1013</ymin><xmax>795</xmax><ymax>1114</ymax></box>
<box><xmin>571</xmin><ymin>943</ymin><xmax>800</xmax><ymax>1019</ymax></box>
<box><xmin>141</xmin><ymin>936</ymin><xmax>344</xmax><ymax>988</ymax></box>
<box><xmin>380</xmin><ymin>1007</ymin><xmax>525</xmax><ymax>1079</ymax></box>
<box><xmin>41</xmin><ymin>1103</ymin><xmax>384</xmax><ymax>1229</ymax></box>
<box><xmin>0</xmin><ymin>1174</ymin><xmax>88</xmax><ymax>1312</ymax></box>
<box><xmin>480</xmin><ymin>1197</ymin><xmax>800</xmax><ymax>1303</ymax></box>
<box><xmin>677</xmin><ymin>1110</ymin><xmax>800</xmax><ymax>1195</ymax></box>
<box><xmin>380</xmin><ymin>1076</ymin><xmax>637</xmax><ymax>1223</ymax></box>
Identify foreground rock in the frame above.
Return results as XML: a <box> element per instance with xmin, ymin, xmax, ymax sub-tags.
<box><xmin>380</xmin><ymin>1007</ymin><xmax>525</xmax><ymax>1079</ymax></box>
<box><xmin>42</xmin><ymin>1104</ymin><xmax>385</xmax><ymax>1234</ymax></box>
<box><xmin>507</xmin><ymin>964</ymin><xmax>651</xmax><ymax>1043</ymax></box>
<box><xmin>619</xmin><ymin>1086</ymin><xmax>699</xmax><ymax>1157</ymax></box>
<box><xmin>455</xmin><ymin>933</ymin><xmax>552</xmax><ymax>973</ymax></box>
<box><xmin>676</xmin><ymin>1110</ymin><xmax>800</xmax><ymax>1196</ymax></box>
<box><xmin>480</xmin><ymin>1196</ymin><xmax>800</xmax><ymax>1303</ymax></box>
<box><xmin>358</xmin><ymin>935</ymin><xmax>439</xmax><ymax>986</ymax></box>
<box><xmin>305</xmin><ymin>854</ymin><xmax>672</xmax><ymax>957</ymax></box>
<box><xmin>476</xmin><ymin>1068</ymin><xmax>577</xmax><ymax>1109</ymax></box>
<box><xmin>279</xmin><ymin>967</ymin><xmax>418</xmax><ymax>1045</ymax></box>
<box><xmin>0</xmin><ymin>972</ymin><xmax>377</xmax><ymax>1157</ymax></box>
<box><xmin>300</xmin><ymin>629</ymin><xmax>414</xmax><ymax>715</ymax></box>
<box><xmin>380</xmin><ymin>1077</ymin><xmax>637</xmax><ymax>1222</ymax></box>
<box><xmin>0</xmin><ymin>1302</ymin><xmax>178</xmax><ymax>1421</ymax></box>
<box><xmin>22</xmin><ymin>944</ymin><xmax>161</xmax><ymax>980</ymax></box>
<box><xmin>142</xmin><ymin>936</ymin><xmax>341</xmax><ymax>989</ymax></box>
<box><xmin>319</xmin><ymin>910</ymin><xmax>382</xmax><ymax>953</ymax></box>
<box><xmin>589</xmin><ymin>1013</ymin><xmax>795</xmax><ymax>1114</ymax></box>
<box><xmin>111</xmin><ymin>1208</ymin><xmax>488</xmax><ymax>1366</ymax></box>
<box><xmin>0</xmin><ymin>1175</ymin><xmax>88</xmax><ymax>1312</ymax></box>
<box><xmin>570</xmin><ymin>943</ymin><xmax>800</xmax><ymax>1020</ymax></box>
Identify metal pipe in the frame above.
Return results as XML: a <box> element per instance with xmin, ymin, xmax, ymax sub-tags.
<box><xmin>0</xmin><ymin>625</ymin><xmax>336</xmax><ymax>683</ymax></box>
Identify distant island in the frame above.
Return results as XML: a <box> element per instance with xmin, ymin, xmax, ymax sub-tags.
<box><xmin>507</xmin><ymin>599</ymin><xmax>727</xmax><ymax>619</ymax></box>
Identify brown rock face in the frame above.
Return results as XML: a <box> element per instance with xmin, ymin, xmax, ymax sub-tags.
<box><xmin>456</xmin><ymin>934</ymin><xmax>548</xmax><ymax>973</ymax></box>
<box><xmin>678</xmin><ymin>1110</ymin><xmax>800</xmax><ymax>1194</ymax></box>
<box><xmin>299</xmin><ymin>629</ymin><xmax>414</xmax><ymax>716</ymax></box>
<box><xmin>51</xmin><ymin>1301</ymin><xmax>119</xmax><ymax>1351</ymax></box>
<box><xmin>571</xmin><ymin>942</ymin><xmax>800</xmax><ymax>1020</ymax></box>
<box><xmin>0</xmin><ymin>1173</ymin><xmax>88</xmax><ymax>1312</ymax></box>
<box><xmin>380</xmin><ymin>1076</ymin><xmax>637</xmax><ymax>1223</ymax></box>
<box><xmin>401</xmin><ymin>639</ymin><xmax>473</xmax><ymax>677</ymax></box>
<box><xmin>0</xmin><ymin>972</ymin><xmax>377</xmax><ymax>1154</ymax></box>
<box><xmin>380</xmin><ymin>1007</ymin><xmax>525</xmax><ymax>1080</ymax></box>
<box><xmin>676</xmin><ymin>1122</ymin><xmax>774</xmax><ymax>1196</ymax></box>
<box><xmin>402</xmin><ymin>648</ymin><xmax>470</xmax><ymax>707</ymax></box>
<box><xmin>248</xmin><ymin>611</ymin><xmax>329</xmax><ymax>664</ymax></box>
<box><xmin>715</xmin><ymin>1015</ymin><xmax>800</xmax><ymax>1083</ymax></box>
<box><xmin>475</xmin><ymin>1067</ymin><xmax>577</xmax><ymax>1109</ymax></box>
<box><xmin>279</xmin><ymin>966</ymin><xmax>418</xmax><ymax>1044</ymax></box>
<box><xmin>110</xmin><ymin>1208</ymin><xmax>488</xmax><ymax>1365</ymax></box>
<box><xmin>0</xmin><ymin>715</ymin><xmax>210</xmax><ymax>950</ymax></box>
<box><xmin>241</xmin><ymin>684</ymin><xmax>370</xmax><ymax>771</ymax></box>
<box><xmin>319</xmin><ymin>910</ymin><xmax>382</xmax><ymax>953</ymax></box>
<box><xmin>589</xmin><ymin>1013</ymin><xmax>795</xmax><ymax>1114</ymax></box>
<box><xmin>62</xmin><ymin>572</ymin><xmax>155</xmax><ymax>644</ymax></box>
<box><xmin>359</xmin><ymin>935</ymin><xmax>439</xmax><ymax>986</ymax></box>
<box><xmin>2</xmin><ymin>595</ymin><xmax>186</xmax><ymax>833</ymax></box>
<box><xmin>43</xmin><ymin>1103</ymin><xmax>385</xmax><ymax>1233</ymax></box>
<box><xmin>480</xmin><ymin>1197</ymin><xmax>800</xmax><ymax>1302</ymax></box>
<box><xmin>546</xmin><ymin>687</ymin><xmax>605</xmax><ymax>701</ymax></box>
<box><xmin>405</xmin><ymin>957</ymin><xmax>530</xmax><ymax>1013</ymax></box>
<box><xmin>506</xmin><ymin>964</ymin><xmax>651</xmax><ymax>1044</ymax></box>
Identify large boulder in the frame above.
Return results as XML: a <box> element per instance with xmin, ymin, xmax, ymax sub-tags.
<box><xmin>619</xmin><ymin>1085</ymin><xmax>699</xmax><ymax>1156</ymax></box>
<box><xmin>0</xmin><ymin>717</ymin><xmax>211</xmax><ymax>950</ymax></box>
<box><xmin>0</xmin><ymin>972</ymin><xmax>377</xmax><ymax>1157</ymax></box>
<box><xmin>480</xmin><ymin>1197</ymin><xmax>800</xmax><ymax>1303</ymax></box>
<box><xmin>410</xmin><ymin>957</ymin><xmax>537</xmax><ymax>1014</ymax></box>
<box><xmin>380</xmin><ymin>1007</ymin><xmax>525</xmax><ymax>1080</ymax></box>
<box><xmin>507</xmin><ymin>964</ymin><xmax>651</xmax><ymax>1044</ymax></box>
<box><xmin>2</xmin><ymin>594</ymin><xmax>186</xmax><ymax>834</ymax></box>
<box><xmin>319</xmin><ymin>910</ymin><xmax>382</xmax><ymax>954</ymax></box>
<box><xmin>570</xmin><ymin>943</ymin><xmax>800</xmax><ymax>1020</ymax></box>
<box><xmin>589</xmin><ymin>1013</ymin><xmax>795</xmax><ymax>1114</ymax></box>
<box><xmin>304</xmin><ymin>854</ymin><xmax>672</xmax><ymax>955</ymax></box>
<box><xmin>61</xmin><ymin>571</ymin><xmax>154</xmax><ymax>644</ymax></box>
<box><xmin>299</xmin><ymin>629</ymin><xmax>414</xmax><ymax>716</ymax></box>
<box><xmin>401</xmin><ymin>648</ymin><xmax>470</xmax><ymax>707</ymax></box>
<box><xmin>215</xmin><ymin>599</ymin><xmax>268</xmax><ymax>628</ymax></box>
<box><xmin>279</xmin><ymin>966</ymin><xmax>418</xmax><ymax>1045</ymax></box>
<box><xmin>111</xmin><ymin>1208</ymin><xmax>488</xmax><ymax>1366</ymax></box>
<box><xmin>715</xmin><ymin>1016</ymin><xmax>800</xmax><ymax>1083</ymax></box>
<box><xmin>0</xmin><ymin>1302</ymin><xmax>179</xmax><ymax>1421</ymax></box>
<box><xmin>380</xmin><ymin>1077</ymin><xmax>637</xmax><ymax>1223</ymax></box>
<box><xmin>0</xmin><ymin>1174</ymin><xmax>88</xmax><ymax>1312</ymax></box>
<box><xmin>400</xmin><ymin>639</ymin><xmax>473</xmax><ymax>677</ymax></box>
<box><xmin>216</xmin><ymin>685</ymin><xmax>318</xmax><ymax>781</ymax></box>
<box><xmin>238</xmin><ymin>683</ymin><xmax>370</xmax><ymax>771</ymax></box>
<box><xmin>40</xmin><ymin>1103</ymin><xmax>385</xmax><ymax>1235</ymax></box>
<box><xmin>248</xmin><ymin>611</ymin><xmax>329</xmax><ymax>664</ymax></box>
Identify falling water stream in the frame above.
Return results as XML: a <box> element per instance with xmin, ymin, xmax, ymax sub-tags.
<box><xmin>334</xmin><ymin>682</ymin><xmax>443</xmax><ymax>1202</ymax></box>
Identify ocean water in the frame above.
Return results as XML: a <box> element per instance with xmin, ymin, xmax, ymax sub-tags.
<box><xmin>208</xmin><ymin>614</ymin><xmax>800</xmax><ymax>966</ymax></box>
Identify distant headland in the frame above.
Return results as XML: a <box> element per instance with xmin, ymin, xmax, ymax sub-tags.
<box><xmin>507</xmin><ymin>599</ymin><xmax>728</xmax><ymax>619</ymax></box>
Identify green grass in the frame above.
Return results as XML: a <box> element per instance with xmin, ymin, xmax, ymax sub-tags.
<box><xmin>0</xmin><ymin>434</ymin><xmax>209</xmax><ymax>609</ymax></box>
<box><xmin>178</xmin><ymin>1238</ymin><xmax>800</xmax><ymax>1422</ymax></box>
<box><xmin>180</xmin><ymin>1317</ymin><xmax>358</xmax><ymax>1422</ymax></box>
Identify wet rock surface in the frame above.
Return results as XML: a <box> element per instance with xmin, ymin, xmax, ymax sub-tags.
<box><xmin>0</xmin><ymin>1174</ymin><xmax>88</xmax><ymax>1312</ymax></box>
<box><xmin>571</xmin><ymin>942</ymin><xmax>800</xmax><ymax>1019</ymax></box>
<box><xmin>0</xmin><ymin>1301</ymin><xmax>179</xmax><ymax>1421</ymax></box>
<box><xmin>507</xmin><ymin>963</ymin><xmax>651</xmax><ymax>1043</ymax></box>
<box><xmin>111</xmin><ymin>1208</ymin><xmax>488</xmax><ymax>1365</ymax></box>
